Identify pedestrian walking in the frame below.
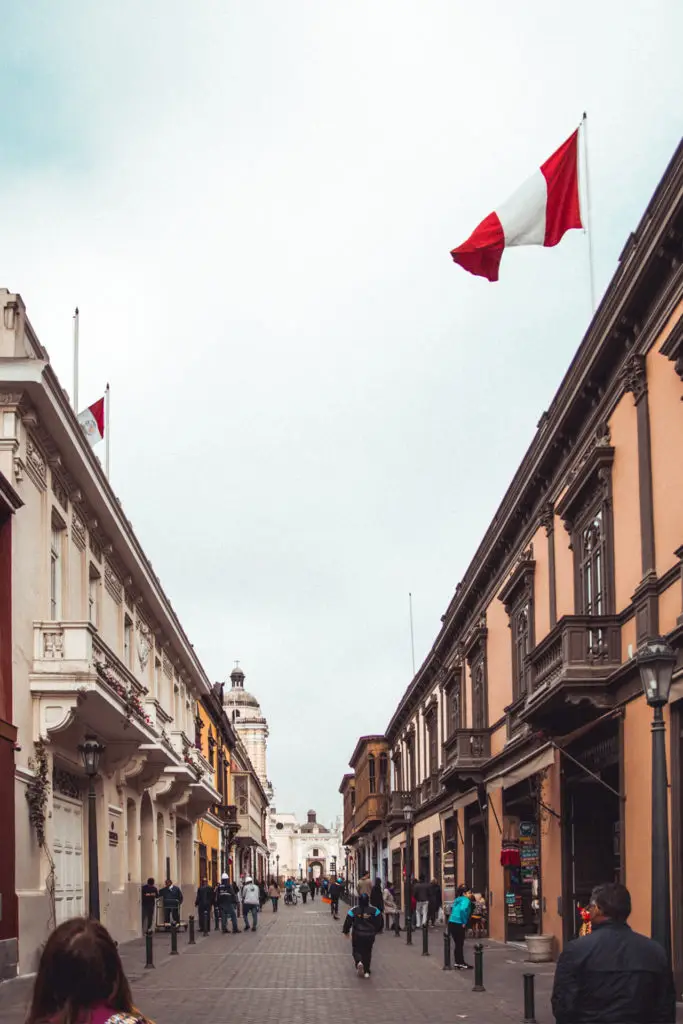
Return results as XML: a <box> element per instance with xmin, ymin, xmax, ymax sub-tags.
<box><xmin>259</xmin><ymin>880</ymin><xmax>268</xmax><ymax>908</ymax></box>
<box><xmin>242</xmin><ymin>875</ymin><xmax>261</xmax><ymax>931</ymax></box>
<box><xmin>309</xmin><ymin>876</ymin><xmax>316</xmax><ymax>900</ymax></box>
<box><xmin>370</xmin><ymin>878</ymin><xmax>384</xmax><ymax>915</ymax></box>
<box><xmin>194</xmin><ymin>876</ymin><xmax>214</xmax><ymax>935</ymax></box>
<box><xmin>448</xmin><ymin>884</ymin><xmax>474</xmax><ymax>969</ymax></box>
<box><xmin>321</xmin><ymin>877</ymin><xmax>329</xmax><ymax>897</ymax></box>
<box><xmin>428</xmin><ymin>877</ymin><xmax>442</xmax><ymax>926</ymax></box>
<box><xmin>216</xmin><ymin>873</ymin><xmax>239</xmax><ymax>933</ymax></box>
<box><xmin>26</xmin><ymin>917</ymin><xmax>152</xmax><ymax>1024</ymax></box>
<box><xmin>268</xmin><ymin>879</ymin><xmax>281</xmax><ymax>911</ymax></box>
<box><xmin>329</xmin><ymin>876</ymin><xmax>343</xmax><ymax>920</ymax></box>
<box><xmin>158</xmin><ymin>877</ymin><xmax>183</xmax><ymax>925</ymax></box>
<box><xmin>342</xmin><ymin>892</ymin><xmax>382</xmax><ymax>979</ymax></box>
<box><xmin>212</xmin><ymin>878</ymin><xmax>222</xmax><ymax>931</ymax></box>
<box><xmin>551</xmin><ymin>882</ymin><xmax>675</xmax><ymax>1023</ymax></box>
<box><xmin>382</xmin><ymin>882</ymin><xmax>400</xmax><ymax>933</ymax></box>
<box><xmin>300</xmin><ymin>879</ymin><xmax>310</xmax><ymax>904</ymax></box>
<box><xmin>357</xmin><ymin>872</ymin><xmax>372</xmax><ymax>897</ymax></box>
<box><xmin>413</xmin><ymin>874</ymin><xmax>430</xmax><ymax>928</ymax></box>
<box><xmin>140</xmin><ymin>877</ymin><xmax>158</xmax><ymax>934</ymax></box>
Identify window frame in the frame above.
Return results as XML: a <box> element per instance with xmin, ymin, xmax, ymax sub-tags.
<box><xmin>50</xmin><ymin>520</ymin><xmax>65</xmax><ymax>620</ymax></box>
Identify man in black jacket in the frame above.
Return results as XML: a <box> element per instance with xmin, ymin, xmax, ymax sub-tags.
<box><xmin>159</xmin><ymin>878</ymin><xmax>183</xmax><ymax>925</ymax></box>
<box><xmin>329</xmin><ymin>877</ymin><xmax>343</xmax><ymax>920</ymax></box>
<box><xmin>343</xmin><ymin>893</ymin><xmax>383</xmax><ymax>978</ymax></box>
<box><xmin>551</xmin><ymin>882</ymin><xmax>675</xmax><ymax>1024</ymax></box>
<box><xmin>195</xmin><ymin>876</ymin><xmax>214</xmax><ymax>936</ymax></box>
<box><xmin>141</xmin><ymin>877</ymin><xmax>158</xmax><ymax>934</ymax></box>
<box><xmin>215</xmin><ymin>874</ymin><xmax>239</xmax><ymax>933</ymax></box>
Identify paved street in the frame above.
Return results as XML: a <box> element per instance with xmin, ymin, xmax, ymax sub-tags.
<box><xmin>0</xmin><ymin>899</ymin><xmax>560</xmax><ymax>1024</ymax></box>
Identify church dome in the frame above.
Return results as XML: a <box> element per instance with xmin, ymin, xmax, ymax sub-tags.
<box><xmin>224</xmin><ymin>688</ymin><xmax>262</xmax><ymax>710</ymax></box>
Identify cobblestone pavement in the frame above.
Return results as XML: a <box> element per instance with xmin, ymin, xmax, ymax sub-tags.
<box><xmin>0</xmin><ymin>898</ymin><xmax>558</xmax><ymax>1024</ymax></box>
<box><xmin>5</xmin><ymin>900</ymin><xmax>683</xmax><ymax>1023</ymax></box>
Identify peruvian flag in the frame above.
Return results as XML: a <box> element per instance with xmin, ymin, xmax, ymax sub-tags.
<box><xmin>78</xmin><ymin>397</ymin><xmax>105</xmax><ymax>447</ymax></box>
<box><xmin>450</xmin><ymin>130</ymin><xmax>582</xmax><ymax>282</ymax></box>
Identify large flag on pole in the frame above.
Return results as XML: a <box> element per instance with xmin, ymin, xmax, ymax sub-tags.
<box><xmin>78</xmin><ymin>396</ymin><xmax>105</xmax><ymax>447</ymax></box>
<box><xmin>450</xmin><ymin>129</ymin><xmax>582</xmax><ymax>282</ymax></box>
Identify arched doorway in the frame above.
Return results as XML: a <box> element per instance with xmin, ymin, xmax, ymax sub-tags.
<box><xmin>308</xmin><ymin>860</ymin><xmax>324</xmax><ymax>880</ymax></box>
<box><xmin>140</xmin><ymin>792</ymin><xmax>154</xmax><ymax>882</ymax></box>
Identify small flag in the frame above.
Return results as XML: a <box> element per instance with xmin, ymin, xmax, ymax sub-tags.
<box><xmin>450</xmin><ymin>129</ymin><xmax>582</xmax><ymax>282</ymax></box>
<box><xmin>78</xmin><ymin>397</ymin><xmax>105</xmax><ymax>447</ymax></box>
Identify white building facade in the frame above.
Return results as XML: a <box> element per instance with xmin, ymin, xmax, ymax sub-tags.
<box><xmin>1</xmin><ymin>290</ymin><xmax>222</xmax><ymax>974</ymax></box>
<box><xmin>269</xmin><ymin>807</ymin><xmax>343</xmax><ymax>882</ymax></box>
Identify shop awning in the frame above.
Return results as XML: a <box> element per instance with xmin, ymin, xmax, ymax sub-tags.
<box><xmin>485</xmin><ymin>744</ymin><xmax>555</xmax><ymax>792</ymax></box>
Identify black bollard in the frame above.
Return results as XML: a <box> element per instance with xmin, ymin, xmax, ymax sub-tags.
<box><xmin>523</xmin><ymin>973</ymin><xmax>536</xmax><ymax>1024</ymax></box>
<box><xmin>442</xmin><ymin>930</ymin><xmax>452</xmax><ymax>970</ymax></box>
<box><xmin>170</xmin><ymin>921</ymin><xmax>179</xmax><ymax>955</ymax></box>
<box><xmin>422</xmin><ymin>922</ymin><xmax>430</xmax><ymax>956</ymax></box>
<box><xmin>472</xmin><ymin>942</ymin><xmax>485</xmax><ymax>992</ymax></box>
<box><xmin>144</xmin><ymin>929</ymin><xmax>154</xmax><ymax>969</ymax></box>
<box><xmin>188</xmin><ymin>914</ymin><xmax>195</xmax><ymax>945</ymax></box>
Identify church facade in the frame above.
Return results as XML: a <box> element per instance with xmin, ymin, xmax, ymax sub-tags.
<box><xmin>269</xmin><ymin>808</ymin><xmax>343</xmax><ymax>883</ymax></box>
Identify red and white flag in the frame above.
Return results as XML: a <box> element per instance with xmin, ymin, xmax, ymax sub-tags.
<box><xmin>450</xmin><ymin>129</ymin><xmax>583</xmax><ymax>282</ymax></box>
<box><xmin>78</xmin><ymin>397</ymin><xmax>105</xmax><ymax>447</ymax></box>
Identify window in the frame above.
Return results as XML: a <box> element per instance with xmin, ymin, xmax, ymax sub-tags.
<box><xmin>368</xmin><ymin>753</ymin><xmax>376</xmax><ymax>794</ymax></box>
<box><xmin>154</xmin><ymin>658</ymin><xmax>161</xmax><ymax>699</ymax></box>
<box><xmin>50</xmin><ymin>525</ymin><xmax>63</xmax><ymax>619</ymax></box>
<box><xmin>88</xmin><ymin>565</ymin><xmax>100</xmax><ymax>627</ymax></box>
<box><xmin>123</xmin><ymin>616</ymin><xmax>133</xmax><ymax>667</ymax></box>
<box><xmin>234</xmin><ymin>776</ymin><xmax>249</xmax><ymax>815</ymax></box>
<box><xmin>394</xmin><ymin>753</ymin><xmax>402</xmax><ymax>792</ymax></box>
<box><xmin>580</xmin><ymin>509</ymin><xmax>605</xmax><ymax>617</ymax></box>
<box><xmin>208</xmin><ymin>732</ymin><xmax>216</xmax><ymax>769</ymax></box>
<box><xmin>407</xmin><ymin>740</ymin><xmax>416</xmax><ymax>790</ymax></box>
<box><xmin>448</xmin><ymin>684</ymin><xmax>461</xmax><ymax>737</ymax></box>
<box><xmin>498</xmin><ymin>551</ymin><xmax>534</xmax><ymax>701</ymax></box>
<box><xmin>379</xmin><ymin>753</ymin><xmax>388</xmax><ymax>793</ymax></box>
<box><xmin>427</xmin><ymin>711</ymin><xmax>438</xmax><ymax>775</ymax></box>
<box><xmin>312</xmin><ymin>848</ymin><xmax>319</xmax><ymax>857</ymax></box>
<box><xmin>513</xmin><ymin>603</ymin><xmax>531</xmax><ymax>697</ymax></box>
<box><xmin>472</xmin><ymin>662</ymin><xmax>486</xmax><ymax>730</ymax></box>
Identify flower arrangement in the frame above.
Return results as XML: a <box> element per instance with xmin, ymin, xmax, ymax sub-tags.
<box><xmin>95</xmin><ymin>661</ymin><xmax>153</xmax><ymax>726</ymax></box>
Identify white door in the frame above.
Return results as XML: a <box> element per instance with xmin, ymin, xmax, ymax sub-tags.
<box><xmin>53</xmin><ymin>796</ymin><xmax>84</xmax><ymax>924</ymax></box>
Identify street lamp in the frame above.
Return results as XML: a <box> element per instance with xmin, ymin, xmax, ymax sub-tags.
<box><xmin>276</xmin><ymin>853</ymin><xmax>280</xmax><ymax>883</ymax></box>
<box><xmin>638</xmin><ymin>637</ymin><xmax>677</xmax><ymax>960</ymax></box>
<box><xmin>78</xmin><ymin>735</ymin><xmax>105</xmax><ymax>921</ymax></box>
<box><xmin>403</xmin><ymin>798</ymin><xmax>414</xmax><ymax>946</ymax></box>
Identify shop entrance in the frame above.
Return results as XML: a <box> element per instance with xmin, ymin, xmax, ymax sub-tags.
<box><xmin>464</xmin><ymin>801</ymin><xmax>488</xmax><ymax>895</ymax></box>
<box><xmin>418</xmin><ymin>837</ymin><xmax>430</xmax><ymax>880</ymax></box>
<box><xmin>561</xmin><ymin>723</ymin><xmax>622</xmax><ymax>943</ymax></box>
<box><xmin>502</xmin><ymin>779</ymin><xmax>541</xmax><ymax>942</ymax></box>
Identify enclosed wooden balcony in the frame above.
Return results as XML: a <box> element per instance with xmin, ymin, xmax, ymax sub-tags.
<box><xmin>522</xmin><ymin>614</ymin><xmax>621</xmax><ymax>728</ymax></box>
<box><xmin>441</xmin><ymin>729</ymin><xmax>491</xmax><ymax>791</ymax></box>
<box><xmin>344</xmin><ymin>792</ymin><xmax>388</xmax><ymax>842</ymax></box>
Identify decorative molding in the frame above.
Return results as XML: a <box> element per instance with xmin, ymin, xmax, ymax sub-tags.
<box><xmin>556</xmin><ymin>443</ymin><xmax>615</xmax><ymax>535</ymax></box>
<box><xmin>89</xmin><ymin>533</ymin><xmax>102</xmax><ymax>563</ymax></box>
<box><xmin>25</xmin><ymin>435</ymin><xmax>47</xmax><ymax>490</ymax></box>
<box><xmin>104</xmin><ymin>561</ymin><xmax>123</xmax><ymax>603</ymax></box>
<box><xmin>539</xmin><ymin>501</ymin><xmax>554</xmax><ymax>536</ymax></box>
<box><xmin>162</xmin><ymin>655</ymin><xmax>173</xmax><ymax>679</ymax></box>
<box><xmin>71</xmin><ymin>508</ymin><xmax>86</xmax><ymax>550</ymax></box>
<box><xmin>0</xmin><ymin>391</ymin><xmax>24</xmax><ymax>406</ymax></box>
<box><xmin>43</xmin><ymin>629</ymin><xmax>65</xmax><ymax>659</ymax></box>
<box><xmin>136</xmin><ymin>621</ymin><xmax>152</xmax><ymax>672</ymax></box>
<box><xmin>53</xmin><ymin>766</ymin><xmax>83</xmax><ymax>800</ymax></box>
<box><xmin>620</xmin><ymin>352</ymin><xmax>648</xmax><ymax>403</ymax></box>
<box><xmin>51</xmin><ymin>472</ymin><xmax>69</xmax><ymax>512</ymax></box>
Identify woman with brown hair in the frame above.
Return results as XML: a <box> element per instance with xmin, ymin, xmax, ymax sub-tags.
<box><xmin>26</xmin><ymin>917</ymin><xmax>150</xmax><ymax>1024</ymax></box>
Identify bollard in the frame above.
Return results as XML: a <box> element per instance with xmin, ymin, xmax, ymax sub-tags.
<box><xmin>144</xmin><ymin>929</ymin><xmax>154</xmax><ymax>970</ymax></box>
<box><xmin>188</xmin><ymin>915</ymin><xmax>195</xmax><ymax>945</ymax></box>
<box><xmin>472</xmin><ymin>943</ymin><xmax>485</xmax><ymax>992</ymax></box>
<box><xmin>523</xmin><ymin>973</ymin><xmax>536</xmax><ymax>1024</ymax></box>
<box><xmin>442</xmin><ymin>930</ymin><xmax>452</xmax><ymax>970</ymax></box>
<box><xmin>170</xmin><ymin>921</ymin><xmax>179</xmax><ymax>955</ymax></box>
<box><xmin>422</xmin><ymin>922</ymin><xmax>430</xmax><ymax>956</ymax></box>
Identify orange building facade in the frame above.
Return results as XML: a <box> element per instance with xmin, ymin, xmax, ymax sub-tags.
<box><xmin>342</xmin><ymin>140</ymin><xmax>683</xmax><ymax>977</ymax></box>
<box><xmin>195</xmin><ymin>685</ymin><xmax>239</xmax><ymax>885</ymax></box>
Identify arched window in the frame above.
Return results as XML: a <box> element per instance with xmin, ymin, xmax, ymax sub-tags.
<box><xmin>368</xmin><ymin>753</ymin><xmax>376</xmax><ymax>794</ymax></box>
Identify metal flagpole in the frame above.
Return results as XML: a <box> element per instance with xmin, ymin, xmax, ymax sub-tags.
<box><xmin>73</xmin><ymin>308</ymin><xmax>80</xmax><ymax>411</ymax></box>
<box><xmin>409</xmin><ymin>592</ymin><xmax>416</xmax><ymax>676</ymax></box>
<box><xmin>581</xmin><ymin>112</ymin><xmax>597</xmax><ymax>314</ymax></box>
<box><xmin>105</xmin><ymin>383</ymin><xmax>111</xmax><ymax>478</ymax></box>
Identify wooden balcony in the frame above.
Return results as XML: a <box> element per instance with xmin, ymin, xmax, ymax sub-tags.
<box><xmin>442</xmin><ymin>728</ymin><xmax>490</xmax><ymax>784</ymax></box>
<box><xmin>344</xmin><ymin>792</ymin><xmax>388</xmax><ymax>843</ymax></box>
<box><xmin>385</xmin><ymin>789</ymin><xmax>415</xmax><ymax>830</ymax></box>
<box><xmin>522</xmin><ymin>615</ymin><xmax>621</xmax><ymax>729</ymax></box>
<box><xmin>418</xmin><ymin>771</ymin><xmax>442</xmax><ymax>806</ymax></box>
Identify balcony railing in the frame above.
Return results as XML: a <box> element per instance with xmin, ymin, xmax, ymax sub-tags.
<box><xmin>343</xmin><ymin>793</ymin><xmax>388</xmax><ymax>842</ymax></box>
<box><xmin>528</xmin><ymin>615</ymin><xmax>621</xmax><ymax>693</ymax></box>
<box><xmin>443</xmin><ymin>728</ymin><xmax>490</xmax><ymax>772</ymax></box>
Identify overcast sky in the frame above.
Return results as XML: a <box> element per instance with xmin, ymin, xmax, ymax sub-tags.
<box><xmin>3</xmin><ymin>2</ymin><xmax>682</xmax><ymax>824</ymax></box>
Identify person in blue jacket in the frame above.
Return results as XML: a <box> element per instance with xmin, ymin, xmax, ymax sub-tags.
<box><xmin>448</xmin><ymin>884</ymin><xmax>474</xmax><ymax>969</ymax></box>
<box><xmin>342</xmin><ymin>893</ymin><xmax>383</xmax><ymax>978</ymax></box>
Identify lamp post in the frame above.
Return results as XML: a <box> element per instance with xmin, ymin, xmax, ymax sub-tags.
<box><xmin>403</xmin><ymin>798</ymin><xmax>414</xmax><ymax>945</ymax></box>
<box><xmin>276</xmin><ymin>853</ymin><xmax>280</xmax><ymax>884</ymax></box>
<box><xmin>78</xmin><ymin>735</ymin><xmax>105</xmax><ymax>921</ymax></box>
<box><xmin>638</xmin><ymin>637</ymin><xmax>677</xmax><ymax>961</ymax></box>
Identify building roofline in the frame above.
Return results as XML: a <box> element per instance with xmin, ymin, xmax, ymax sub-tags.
<box><xmin>348</xmin><ymin>734</ymin><xmax>387</xmax><ymax>769</ymax></box>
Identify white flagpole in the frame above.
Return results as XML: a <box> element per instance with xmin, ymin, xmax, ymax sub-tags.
<box><xmin>73</xmin><ymin>307</ymin><xmax>80</xmax><ymax>411</ymax></box>
<box><xmin>581</xmin><ymin>112</ymin><xmax>597</xmax><ymax>314</ymax></box>
<box><xmin>105</xmin><ymin>382</ymin><xmax>111</xmax><ymax>478</ymax></box>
